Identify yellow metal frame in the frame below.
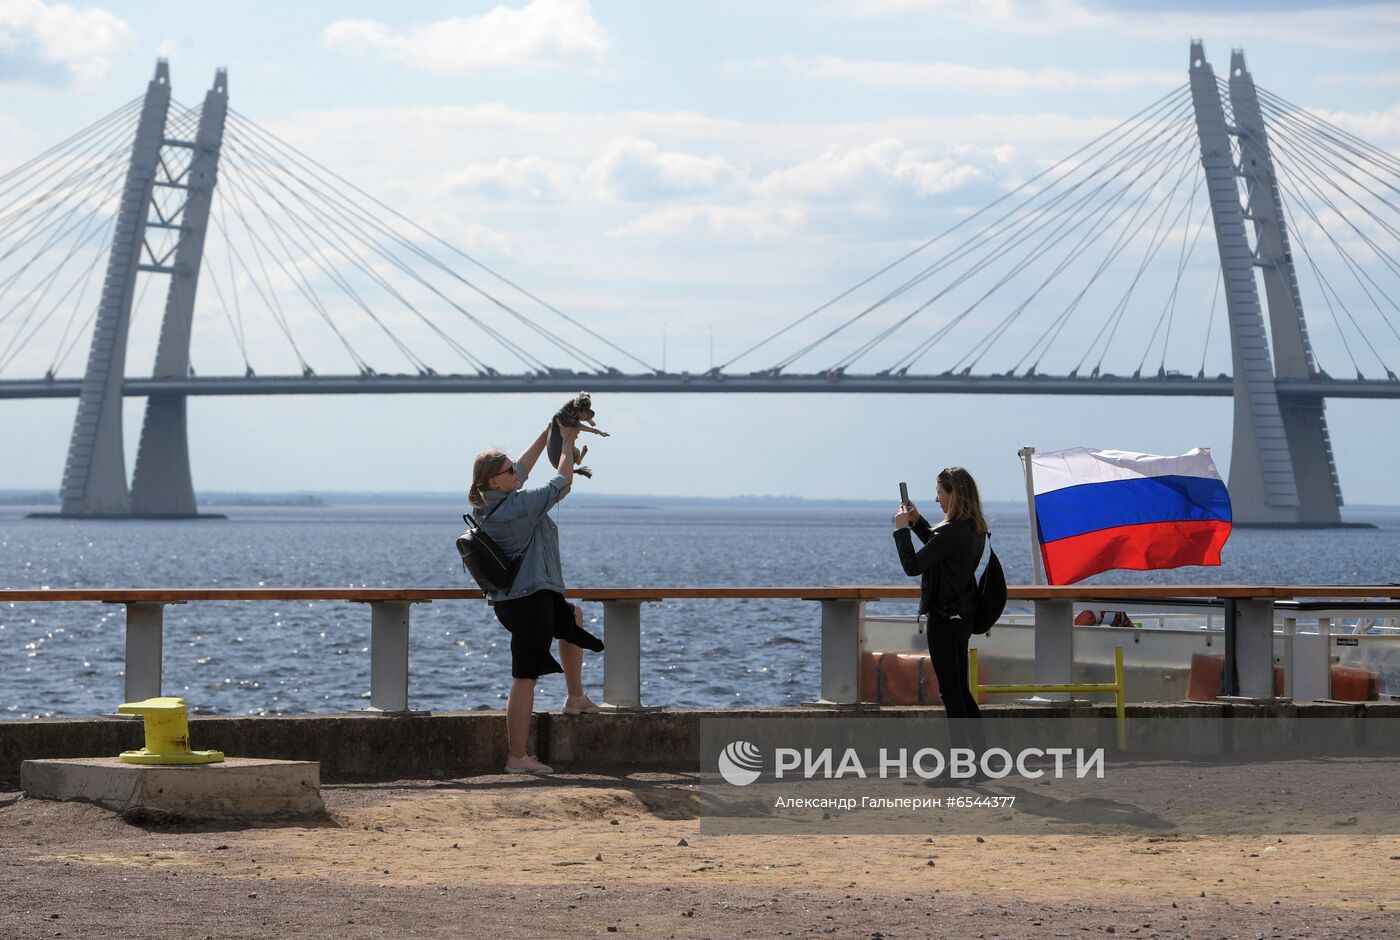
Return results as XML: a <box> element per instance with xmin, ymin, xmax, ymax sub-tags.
<box><xmin>969</xmin><ymin>646</ymin><xmax>1127</xmax><ymax>750</ymax></box>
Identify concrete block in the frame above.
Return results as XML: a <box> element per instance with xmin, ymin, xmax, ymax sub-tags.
<box><xmin>1124</xmin><ymin>703</ymin><xmax>1227</xmax><ymax>759</ymax></box>
<box><xmin>1297</xmin><ymin>702</ymin><xmax>1362</xmax><ymax>755</ymax></box>
<box><xmin>1225</xmin><ymin>701</ymin><xmax>1298</xmax><ymax>756</ymax></box>
<box><xmin>20</xmin><ymin>756</ymin><xmax>323</xmax><ymax>819</ymax></box>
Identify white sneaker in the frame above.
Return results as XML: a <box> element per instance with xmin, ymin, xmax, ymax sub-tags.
<box><xmin>504</xmin><ymin>754</ymin><xmax>554</xmax><ymax>775</ymax></box>
<box><xmin>563</xmin><ymin>694</ymin><xmax>601</xmax><ymax>715</ymax></box>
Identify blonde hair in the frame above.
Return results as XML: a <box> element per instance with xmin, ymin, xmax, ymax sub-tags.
<box><xmin>937</xmin><ymin>466</ymin><xmax>988</xmax><ymax>536</ymax></box>
<box><xmin>468</xmin><ymin>449</ymin><xmax>512</xmax><ymax>508</ymax></box>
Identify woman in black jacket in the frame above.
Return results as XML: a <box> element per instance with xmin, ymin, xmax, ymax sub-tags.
<box><xmin>893</xmin><ymin>466</ymin><xmax>988</xmax><ymax>782</ymax></box>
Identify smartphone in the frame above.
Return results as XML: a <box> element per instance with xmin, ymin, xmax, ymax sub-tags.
<box><xmin>898</xmin><ymin>482</ymin><xmax>909</xmax><ymax>503</ymax></box>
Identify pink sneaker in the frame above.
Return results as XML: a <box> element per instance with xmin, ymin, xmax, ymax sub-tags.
<box><xmin>563</xmin><ymin>694</ymin><xmax>601</xmax><ymax>715</ymax></box>
<box><xmin>504</xmin><ymin>754</ymin><xmax>554</xmax><ymax>775</ymax></box>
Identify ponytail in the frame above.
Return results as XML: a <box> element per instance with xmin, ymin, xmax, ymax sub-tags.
<box><xmin>469</xmin><ymin>449</ymin><xmax>510</xmax><ymax>508</ymax></box>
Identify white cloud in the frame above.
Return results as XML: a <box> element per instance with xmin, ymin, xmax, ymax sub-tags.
<box><xmin>761</xmin><ymin>138</ymin><xmax>989</xmax><ymax>202</ymax></box>
<box><xmin>607</xmin><ymin>204</ymin><xmax>806</xmax><ymax>239</ymax></box>
<box><xmin>322</xmin><ymin>0</ymin><xmax>609</xmax><ymax>74</ymax></box>
<box><xmin>740</xmin><ymin>54</ymin><xmax>1179</xmax><ymax>92</ymax></box>
<box><xmin>842</xmin><ymin>0</ymin><xmax>1400</xmax><ymax>51</ymax></box>
<box><xmin>446</xmin><ymin>155</ymin><xmax>576</xmax><ymax>201</ymax></box>
<box><xmin>0</xmin><ymin>0</ymin><xmax>127</xmax><ymax>86</ymax></box>
<box><xmin>586</xmin><ymin>137</ymin><xmax>743</xmax><ymax>201</ymax></box>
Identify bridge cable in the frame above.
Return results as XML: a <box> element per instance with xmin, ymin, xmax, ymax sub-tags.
<box><xmin>948</xmin><ymin>126</ymin><xmax>1201</xmax><ymax>375</ymax></box>
<box><xmin>1139</xmin><ymin>197</ymin><xmax>1211</xmax><ymax>379</ymax></box>
<box><xmin>1262</xmin><ymin>129</ymin><xmax>1400</xmax><ymax>379</ymax></box>
<box><xmin>879</xmin><ymin>109</ymin><xmax>1198</xmax><ymax>375</ymax></box>
<box><xmin>198</xmin><ymin>259</ymin><xmax>254</xmax><ymax>378</ymax></box>
<box><xmin>0</xmin><ymin>202</ymin><xmax>117</xmax><ymax>374</ymax></box>
<box><xmin>719</xmin><ymin>84</ymin><xmax>1191</xmax><ymax>372</ymax></box>
<box><xmin>220</xmin><ymin>146</ymin><xmax>495</xmax><ymax>375</ymax></box>
<box><xmin>207</xmin><ymin>178</ymin><xmax>313</xmax><ymax>374</ymax></box>
<box><xmin>1268</xmin><ymin>134</ymin><xmax>1400</xmax><ymax>348</ymax></box>
<box><xmin>213</xmin><ymin>151</ymin><xmax>422</xmax><ymax>376</ymax></box>
<box><xmin>970</xmin><ymin>125</ymin><xmax>1204</xmax><ymax>376</ymax></box>
<box><xmin>212</xmin><ymin>194</ymin><xmax>254</xmax><ymax>374</ymax></box>
<box><xmin>0</xmin><ymin>95</ymin><xmax>139</xmax><ymax>190</ymax></box>
<box><xmin>217</xmin><ymin>151</ymin><xmax>433</xmax><ymax>375</ymax></box>
<box><xmin>43</xmin><ymin>212</ymin><xmax>116</xmax><ymax>378</ymax></box>
<box><xmin>223</xmin><ymin>137</ymin><xmax>546</xmax><ymax>375</ymax></box>
<box><xmin>1019</xmin><ymin>127</ymin><xmax>1205</xmax><ymax>375</ymax></box>
<box><xmin>0</xmin><ymin>156</ymin><xmax>130</xmax><ymax>322</ymax></box>
<box><xmin>1077</xmin><ymin>142</ymin><xmax>1207</xmax><ymax>377</ymax></box>
<box><xmin>1198</xmin><ymin>267</ymin><xmax>1223</xmax><ymax>379</ymax></box>
<box><xmin>774</xmin><ymin>93</ymin><xmax>1195</xmax><ymax>372</ymax></box>
<box><xmin>794</xmin><ymin>96</ymin><xmax>1196</xmax><ymax>372</ymax></box>
<box><xmin>1260</xmin><ymin>100</ymin><xmax>1400</xmax><ymax>209</ymax></box>
<box><xmin>1265</xmin><ymin>114</ymin><xmax>1400</xmax><ymax>281</ymax></box>
<box><xmin>221</xmin><ymin>139</ymin><xmax>550</xmax><ymax>375</ymax></box>
<box><xmin>217</xmin><ymin>165</ymin><xmax>375</xmax><ymax>375</ymax></box>
<box><xmin>0</xmin><ymin>128</ymin><xmax>133</xmax><ymax>256</ymax></box>
<box><xmin>1253</xmin><ymin>84</ymin><xmax>1400</xmax><ymax>184</ymax></box>
<box><xmin>224</xmin><ymin>126</ymin><xmax>603</xmax><ymax>375</ymax></box>
<box><xmin>0</xmin><ymin>97</ymin><xmax>140</xmax><ymax>215</ymax></box>
<box><xmin>882</xmin><ymin>111</ymin><xmax>1199</xmax><ymax>375</ymax></box>
<box><xmin>224</xmin><ymin>130</ymin><xmax>557</xmax><ymax>374</ymax></box>
<box><xmin>1270</xmin><ymin>149</ymin><xmax>1398</xmax><ymax>378</ymax></box>
<box><xmin>946</xmin><ymin>135</ymin><xmax>1202</xmax><ymax>376</ymax></box>
<box><xmin>1271</xmin><ymin>147</ymin><xmax>1396</xmax><ymax>374</ymax></box>
<box><xmin>226</xmin><ymin>109</ymin><xmax>657</xmax><ymax>374</ymax></box>
<box><xmin>1276</xmin><ymin>194</ymin><xmax>1363</xmax><ymax>380</ymax></box>
<box><xmin>0</xmin><ymin>100</ymin><xmax>139</xmax><ymax>237</ymax></box>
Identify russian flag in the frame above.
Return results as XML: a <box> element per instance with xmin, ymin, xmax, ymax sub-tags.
<box><xmin>1031</xmin><ymin>447</ymin><xmax>1232</xmax><ymax>585</ymax></box>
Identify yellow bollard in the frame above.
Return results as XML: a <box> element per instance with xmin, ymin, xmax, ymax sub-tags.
<box><xmin>117</xmin><ymin>696</ymin><xmax>224</xmax><ymax>765</ymax></box>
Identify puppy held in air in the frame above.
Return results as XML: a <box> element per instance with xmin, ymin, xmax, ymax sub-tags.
<box><xmin>547</xmin><ymin>391</ymin><xmax>609</xmax><ymax>478</ymax></box>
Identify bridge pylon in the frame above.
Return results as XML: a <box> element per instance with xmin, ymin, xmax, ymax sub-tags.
<box><xmin>1188</xmin><ymin>41</ymin><xmax>1342</xmax><ymax>525</ymax></box>
<box><xmin>1226</xmin><ymin>49</ymin><xmax>1343</xmax><ymax>524</ymax></box>
<box><xmin>129</xmin><ymin>70</ymin><xmax>228</xmax><ymax>517</ymax></box>
<box><xmin>58</xmin><ymin>62</ymin><xmax>226</xmax><ymax>518</ymax></box>
<box><xmin>59</xmin><ymin>62</ymin><xmax>171</xmax><ymax>516</ymax></box>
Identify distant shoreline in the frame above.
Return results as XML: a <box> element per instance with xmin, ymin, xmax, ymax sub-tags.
<box><xmin>2</xmin><ymin>488</ymin><xmax>1397</xmax><ymax>514</ymax></box>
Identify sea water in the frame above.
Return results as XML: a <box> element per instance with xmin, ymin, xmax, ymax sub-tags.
<box><xmin>2</xmin><ymin>502</ymin><xmax>1398</xmax><ymax>717</ymax></box>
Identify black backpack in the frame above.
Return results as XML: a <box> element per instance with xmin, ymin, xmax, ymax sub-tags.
<box><xmin>455</xmin><ymin>500</ymin><xmax>533</xmax><ymax>594</ymax></box>
<box><xmin>970</xmin><ymin>537</ymin><xmax>1007</xmax><ymax>635</ymax></box>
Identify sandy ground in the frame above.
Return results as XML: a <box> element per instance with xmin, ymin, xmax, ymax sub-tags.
<box><xmin>3</xmin><ymin>770</ymin><xmax>1399</xmax><ymax>939</ymax></box>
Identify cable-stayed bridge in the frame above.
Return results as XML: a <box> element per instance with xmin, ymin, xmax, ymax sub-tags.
<box><xmin>1</xmin><ymin>42</ymin><xmax>1397</xmax><ymax>524</ymax></box>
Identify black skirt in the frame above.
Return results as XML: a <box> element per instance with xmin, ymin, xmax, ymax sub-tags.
<box><xmin>492</xmin><ymin>589</ymin><xmax>605</xmax><ymax>679</ymax></box>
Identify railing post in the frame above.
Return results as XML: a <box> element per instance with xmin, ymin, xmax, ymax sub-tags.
<box><xmin>1032</xmin><ymin>598</ymin><xmax>1074</xmax><ymax>702</ymax></box>
<box><xmin>367</xmin><ymin>600</ymin><xmax>422</xmax><ymax>713</ymax></box>
<box><xmin>602</xmin><ymin>600</ymin><xmax>642</xmax><ymax>710</ymax></box>
<box><xmin>816</xmin><ymin>599</ymin><xmax>862</xmax><ymax>705</ymax></box>
<box><xmin>123</xmin><ymin>601</ymin><xmax>168</xmax><ymax>703</ymax></box>
<box><xmin>1222</xmin><ymin>597</ymin><xmax>1279</xmax><ymax>701</ymax></box>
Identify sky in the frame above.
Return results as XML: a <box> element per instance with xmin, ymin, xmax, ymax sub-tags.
<box><xmin>1</xmin><ymin>0</ymin><xmax>1399</xmax><ymax>504</ymax></box>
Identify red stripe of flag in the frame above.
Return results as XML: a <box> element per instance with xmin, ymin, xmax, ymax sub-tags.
<box><xmin>1040</xmin><ymin>520</ymin><xmax>1232</xmax><ymax>585</ymax></box>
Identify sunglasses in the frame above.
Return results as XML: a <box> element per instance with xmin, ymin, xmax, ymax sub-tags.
<box><xmin>494</xmin><ymin>462</ymin><xmax>517</xmax><ymax>477</ymax></box>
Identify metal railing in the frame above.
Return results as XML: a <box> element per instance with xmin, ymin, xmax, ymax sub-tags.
<box><xmin>2</xmin><ymin>584</ymin><xmax>1398</xmax><ymax>713</ymax></box>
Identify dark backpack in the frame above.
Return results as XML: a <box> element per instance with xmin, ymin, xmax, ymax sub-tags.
<box><xmin>455</xmin><ymin>500</ymin><xmax>532</xmax><ymax>594</ymax></box>
<box><xmin>970</xmin><ymin>538</ymin><xmax>1007</xmax><ymax>635</ymax></box>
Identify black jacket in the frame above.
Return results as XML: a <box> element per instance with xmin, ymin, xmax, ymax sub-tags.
<box><xmin>893</xmin><ymin>516</ymin><xmax>986</xmax><ymax>620</ymax></box>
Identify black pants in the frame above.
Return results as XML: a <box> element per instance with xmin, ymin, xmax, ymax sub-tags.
<box><xmin>926</xmin><ymin>616</ymin><xmax>986</xmax><ymax>757</ymax></box>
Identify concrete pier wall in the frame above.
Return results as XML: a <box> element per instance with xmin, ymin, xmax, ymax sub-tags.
<box><xmin>3</xmin><ymin>702</ymin><xmax>1398</xmax><ymax>785</ymax></box>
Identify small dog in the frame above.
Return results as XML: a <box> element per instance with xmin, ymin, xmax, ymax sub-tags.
<box><xmin>548</xmin><ymin>391</ymin><xmax>609</xmax><ymax>478</ymax></box>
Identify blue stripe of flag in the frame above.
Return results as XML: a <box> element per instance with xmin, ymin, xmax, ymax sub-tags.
<box><xmin>1035</xmin><ymin>474</ymin><xmax>1233</xmax><ymax>544</ymax></box>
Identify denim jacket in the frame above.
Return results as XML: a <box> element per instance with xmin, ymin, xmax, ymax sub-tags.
<box><xmin>477</xmin><ymin>464</ymin><xmax>571</xmax><ymax>602</ymax></box>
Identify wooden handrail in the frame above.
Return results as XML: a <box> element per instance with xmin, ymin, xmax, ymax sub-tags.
<box><xmin>0</xmin><ymin>584</ymin><xmax>1397</xmax><ymax>603</ymax></box>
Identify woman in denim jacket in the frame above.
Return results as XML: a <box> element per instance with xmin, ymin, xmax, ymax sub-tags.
<box><xmin>469</xmin><ymin>418</ymin><xmax>604</xmax><ymax>776</ymax></box>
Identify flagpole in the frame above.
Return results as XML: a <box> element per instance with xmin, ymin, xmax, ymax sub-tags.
<box><xmin>1018</xmin><ymin>446</ymin><xmax>1046</xmax><ymax>586</ymax></box>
